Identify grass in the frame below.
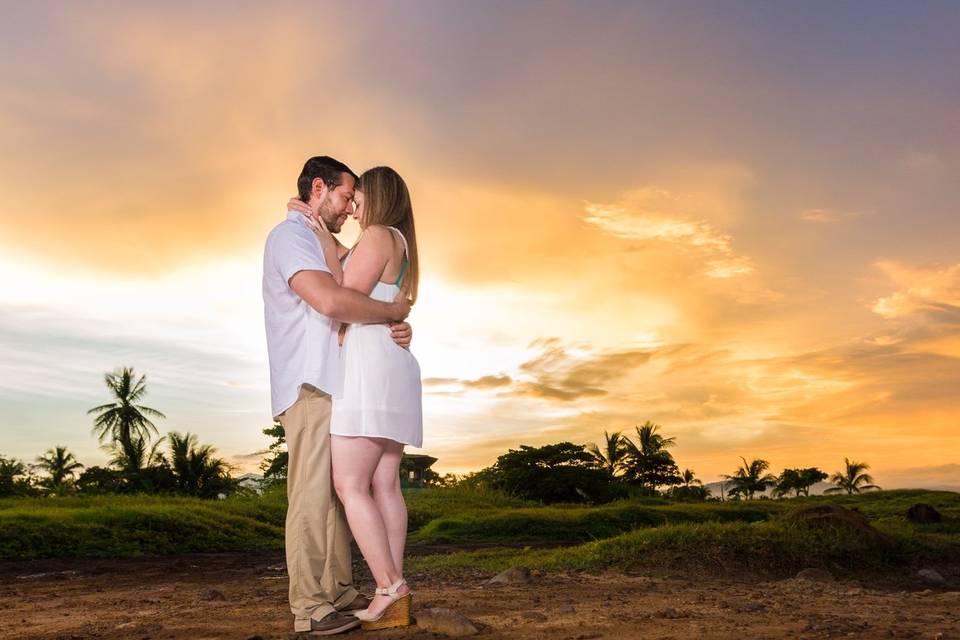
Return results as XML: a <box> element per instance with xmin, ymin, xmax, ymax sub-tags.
<box><xmin>1</xmin><ymin>487</ymin><xmax>957</xmax><ymax>573</ymax></box>
<box><xmin>0</xmin><ymin>489</ymin><xmax>289</xmax><ymax>559</ymax></box>
<box><xmin>412</xmin><ymin>501</ymin><xmax>780</xmax><ymax>544</ymax></box>
<box><xmin>0</xmin><ymin>485</ymin><xmax>528</xmax><ymax>560</ymax></box>
<box><xmin>409</xmin><ymin>509</ymin><xmax>960</xmax><ymax>578</ymax></box>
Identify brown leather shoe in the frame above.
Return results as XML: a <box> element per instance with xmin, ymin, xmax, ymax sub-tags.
<box><xmin>300</xmin><ymin>611</ymin><xmax>360</xmax><ymax>635</ymax></box>
<box><xmin>339</xmin><ymin>593</ymin><xmax>372</xmax><ymax>615</ymax></box>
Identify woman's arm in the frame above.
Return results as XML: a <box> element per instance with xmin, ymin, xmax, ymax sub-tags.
<box><xmin>341</xmin><ymin>225</ymin><xmax>394</xmax><ymax>295</ymax></box>
<box><xmin>301</xmin><ymin>214</ymin><xmax>344</xmax><ymax>284</ymax></box>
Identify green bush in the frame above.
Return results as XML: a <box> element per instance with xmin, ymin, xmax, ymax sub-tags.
<box><xmin>414</xmin><ymin>501</ymin><xmax>780</xmax><ymax>544</ymax></box>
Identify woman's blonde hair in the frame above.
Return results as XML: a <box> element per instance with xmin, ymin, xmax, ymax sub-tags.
<box><xmin>356</xmin><ymin>166</ymin><xmax>419</xmax><ymax>303</ymax></box>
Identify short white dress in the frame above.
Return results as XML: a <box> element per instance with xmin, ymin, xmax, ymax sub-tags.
<box><xmin>329</xmin><ymin>227</ymin><xmax>423</xmax><ymax>448</ymax></box>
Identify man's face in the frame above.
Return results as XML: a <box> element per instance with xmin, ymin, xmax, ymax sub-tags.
<box><xmin>316</xmin><ymin>173</ymin><xmax>356</xmax><ymax>233</ymax></box>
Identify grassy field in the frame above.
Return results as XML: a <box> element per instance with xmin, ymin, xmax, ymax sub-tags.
<box><xmin>1</xmin><ymin>487</ymin><xmax>958</xmax><ymax>578</ymax></box>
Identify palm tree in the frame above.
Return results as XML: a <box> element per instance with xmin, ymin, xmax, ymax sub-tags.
<box><xmin>35</xmin><ymin>446</ymin><xmax>84</xmax><ymax>493</ymax></box>
<box><xmin>680</xmin><ymin>468</ymin><xmax>702</xmax><ymax>488</ymax></box>
<box><xmin>0</xmin><ymin>456</ymin><xmax>29</xmax><ymax>496</ymax></box>
<box><xmin>824</xmin><ymin>458</ymin><xmax>880</xmax><ymax>495</ymax></box>
<box><xmin>621</xmin><ymin>421</ymin><xmax>682</xmax><ymax>491</ymax></box>
<box><xmin>107</xmin><ymin>434</ymin><xmax>166</xmax><ymax>475</ymax></box>
<box><xmin>723</xmin><ymin>457</ymin><xmax>777</xmax><ymax>500</ymax></box>
<box><xmin>166</xmin><ymin>431</ymin><xmax>233</xmax><ymax>497</ymax></box>
<box><xmin>587</xmin><ymin>430</ymin><xmax>628</xmax><ymax>477</ymax></box>
<box><xmin>88</xmin><ymin>367</ymin><xmax>166</xmax><ymax>450</ymax></box>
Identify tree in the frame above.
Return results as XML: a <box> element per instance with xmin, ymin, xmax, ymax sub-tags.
<box><xmin>667</xmin><ymin>468</ymin><xmax>711</xmax><ymax>501</ymax></box>
<box><xmin>621</xmin><ymin>421</ymin><xmax>682</xmax><ymax>492</ymax></box>
<box><xmin>478</xmin><ymin>442</ymin><xmax>623</xmax><ymax>504</ymax></box>
<box><xmin>587</xmin><ymin>430</ymin><xmax>628</xmax><ymax>478</ymax></box>
<box><xmin>88</xmin><ymin>367</ymin><xmax>166</xmax><ymax>451</ymax></box>
<box><xmin>0</xmin><ymin>455</ymin><xmax>35</xmax><ymax>496</ymax></box>
<box><xmin>35</xmin><ymin>446</ymin><xmax>84</xmax><ymax>494</ymax></box>
<box><xmin>76</xmin><ymin>466</ymin><xmax>126</xmax><ymax>494</ymax></box>
<box><xmin>259</xmin><ymin>422</ymin><xmax>288</xmax><ymax>482</ymax></box>
<box><xmin>825</xmin><ymin>458</ymin><xmax>880</xmax><ymax>495</ymax></box>
<box><xmin>723</xmin><ymin>457</ymin><xmax>777</xmax><ymax>500</ymax></box>
<box><xmin>164</xmin><ymin>431</ymin><xmax>234</xmax><ymax>498</ymax></box>
<box><xmin>107</xmin><ymin>433</ymin><xmax>166</xmax><ymax>475</ymax></box>
<box><xmin>774</xmin><ymin>467</ymin><xmax>827</xmax><ymax>498</ymax></box>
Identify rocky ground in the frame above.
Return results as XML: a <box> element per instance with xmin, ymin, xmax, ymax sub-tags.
<box><xmin>1</xmin><ymin>551</ymin><xmax>958</xmax><ymax>640</ymax></box>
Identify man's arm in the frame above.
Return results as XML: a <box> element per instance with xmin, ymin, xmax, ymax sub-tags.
<box><xmin>289</xmin><ymin>269</ymin><xmax>409</xmax><ymax>324</ymax></box>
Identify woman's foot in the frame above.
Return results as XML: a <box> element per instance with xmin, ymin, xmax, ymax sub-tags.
<box><xmin>366</xmin><ymin>580</ymin><xmax>411</xmax><ymax>619</ymax></box>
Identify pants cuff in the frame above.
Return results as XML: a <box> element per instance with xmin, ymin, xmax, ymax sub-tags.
<box><xmin>293</xmin><ymin>604</ymin><xmax>337</xmax><ymax>632</ymax></box>
<box><xmin>333</xmin><ymin>586</ymin><xmax>361</xmax><ymax>609</ymax></box>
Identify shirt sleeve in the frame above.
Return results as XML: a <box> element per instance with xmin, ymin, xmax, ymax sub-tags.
<box><xmin>272</xmin><ymin>226</ymin><xmax>331</xmax><ymax>284</ymax></box>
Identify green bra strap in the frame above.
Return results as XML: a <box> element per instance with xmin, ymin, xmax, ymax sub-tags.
<box><xmin>395</xmin><ymin>258</ymin><xmax>409</xmax><ymax>286</ymax></box>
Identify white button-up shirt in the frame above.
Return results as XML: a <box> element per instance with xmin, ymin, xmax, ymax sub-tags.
<box><xmin>262</xmin><ymin>211</ymin><xmax>341</xmax><ymax>418</ymax></box>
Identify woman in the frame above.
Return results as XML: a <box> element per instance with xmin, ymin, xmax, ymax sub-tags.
<box><xmin>297</xmin><ymin>166</ymin><xmax>421</xmax><ymax>631</ymax></box>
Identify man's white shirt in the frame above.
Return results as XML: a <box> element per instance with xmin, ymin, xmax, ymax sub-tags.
<box><xmin>262</xmin><ymin>211</ymin><xmax>342</xmax><ymax>418</ymax></box>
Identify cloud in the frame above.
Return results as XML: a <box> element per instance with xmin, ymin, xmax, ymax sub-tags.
<box><xmin>872</xmin><ymin>261</ymin><xmax>960</xmax><ymax>319</ymax></box>
<box><xmin>583</xmin><ymin>185</ymin><xmax>756</xmax><ymax>279</ymax></box>
<box><xmin>799</xmin><ymin>208</ymin><xmax>864</xmax><ymax>223</ymax></box>
<box><xmin>424</xmin><ymin>374</ymin><xmax>513</xmax><ymax>390</ymax></box>
<box><xmin>505</xmin><ymin>338</ymin><xmax>655</xmax><ymax>402</ymax></box>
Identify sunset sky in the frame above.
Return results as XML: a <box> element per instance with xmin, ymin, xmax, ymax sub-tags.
<box><xmin>1</xmin><ymin>1</ymin><xmax>958</xmax><ymax>489</ymax></box>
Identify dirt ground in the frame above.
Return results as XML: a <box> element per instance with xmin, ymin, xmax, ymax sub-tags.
<box><xmin>1</xmin><ymin>550</ymin><xmax>958</xmax><ymax>640</ymax></box>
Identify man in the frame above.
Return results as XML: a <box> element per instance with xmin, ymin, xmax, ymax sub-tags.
<box><xmin>263</xmin><ymin>155</ymin><xmax>412</xmax><ymax>635</ymax></box>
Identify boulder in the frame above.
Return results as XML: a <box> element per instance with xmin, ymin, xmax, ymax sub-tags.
<box><xmin>199</xmin><ymin>589</ymin><xmax>226</xmax><ymax>601</ymax></box>
<box><xmin>415</xmin><ymin>608</ymin><xmax>479</xmax><ymax>636</ymax></box>
<box><xmin>918</xmin><ymin>568</ymin><xmax>947</xmax><ymax>587</ymax></box>
<box><xmin>487</xmin><ymin>566</ymin><xmax>532</xmax><ymax>585</ymax></box>
<box><xmin>795</xmin><ymin>568</ymin><xmax>835</xmax><ymax>583</ymax></box>
<box><xmin>786</xmin><ymin>504</ymin><xmax>894</xmax><ymax>548</ymax></box>
<box><xmin>906</xmin><ymin>503</ymin><xmax>943</xmax><ymax>524</ymax></box>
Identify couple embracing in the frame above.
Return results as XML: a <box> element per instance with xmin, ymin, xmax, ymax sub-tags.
<box><xmin>262</xmin><ymin>156</ymin><xmax>422</xmax><ymax>634</ymax></box>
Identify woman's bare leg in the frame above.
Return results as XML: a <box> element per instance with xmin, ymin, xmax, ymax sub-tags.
<box><xmin>371</xmin><ymin>441</ymin><xmax>407</xmax><ymax>573</ymax></box>
<box><xmin>331</xmin><ymin>435</ymin><xmax>409</xmax><ymax>616</ymax></box>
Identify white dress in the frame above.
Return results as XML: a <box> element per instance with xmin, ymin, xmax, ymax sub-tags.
<box><xmin>329</xmin><ymin>227</ymin><xmax>423</xmax><ymax>448</ymax></box>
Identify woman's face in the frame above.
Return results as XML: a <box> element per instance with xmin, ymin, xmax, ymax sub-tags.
<box><xmin>352</xmin><ymin>190</ymin><xmax>366</xmax><ymax>228</ymax></box>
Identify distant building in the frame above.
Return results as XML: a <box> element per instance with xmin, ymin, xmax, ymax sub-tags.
<box><xmin>237</xmin><ymin>472</ymin><xmax>265</xmax><ymax>495</ymax></box>
<box><xmin>401</xmin><ymin>454</ymin><xmax>438</xmax><ymax>489</ymax></box>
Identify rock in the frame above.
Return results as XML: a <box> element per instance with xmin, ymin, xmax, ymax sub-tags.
<box><xmin>787</xmin><ymin>505</ymin><xmax>895</xmax><ymax>549</ymax></box>
<box><xmin>487</xmin><ymin>566</ymin><xmax>532</xmax><ymax>585</ymax></box>
<box><xmin>795</xmin><ymin>568</ymin><xmax>835</xmax><ymax>583</ymax></box>
<box><xmin>907</xmin><ymin>503</ymin><xmax>943</xmax><ymax>524</ymax></box>
<box><xmin>557</xmin><ymin>604</ymin><xmax>576</xmax><ymax>614</ymax></box>
<box><xmin>521</xmin><ymin>611</ymin><xmax>548</xmax><ymax>622</ymax></box>
<box><xmin>918</xmin><ymin>569</ymin><xmax>947</xmax><ymax>587</ymax></box>
<box><xmin>199</xmin><ymin>589</ymin><xmax>226</xmax><ymax>601</ymax></box>
<box><xmin>415</xmin><ymin>608</ymin><xmax>479</xmax><ymax>636</ymax></box>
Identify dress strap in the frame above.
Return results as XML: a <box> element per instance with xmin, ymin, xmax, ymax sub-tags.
<box><xmin>386</xmin><ymin>226</ymin><xmax>409</xmax><ymax>259</ymax></box>
<box><xmin>386</xmin><ymin>226</ymin><xmax>410</xmax><ymax>286</ymax></box>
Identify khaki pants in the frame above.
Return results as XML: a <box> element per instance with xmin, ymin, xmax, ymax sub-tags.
<box><xmin>278</xmin><ymin>384</ymin><xmax>358</xmax><ymax>631</ymax></box>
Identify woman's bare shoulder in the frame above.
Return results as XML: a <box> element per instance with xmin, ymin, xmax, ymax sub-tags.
<box><xmin>355</xmin><ymin>224</ymin><xmax>395</xmax><ymax>255</ymax></box>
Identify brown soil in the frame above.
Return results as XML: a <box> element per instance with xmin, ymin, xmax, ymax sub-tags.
<box><xmin>1</xmin><ymin>551</ymin><xmax>958</xmax><ymax>640</ymax></box>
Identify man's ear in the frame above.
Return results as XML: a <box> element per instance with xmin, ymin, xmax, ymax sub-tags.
<box><xmin>312</xmin><ymin>177</ymin><xmax>327</xmax><ymax>199</ymax></box>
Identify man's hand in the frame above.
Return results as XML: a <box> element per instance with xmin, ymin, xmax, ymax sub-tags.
<box><xmin>390</xmin><ymin>288</ymin><xmax>412</xmax><ymax>323</ymax></box>
<box><xmin>390</xmin><ymin>322</ymin><xmax>412</xmax><ymax>349</ymax></box>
